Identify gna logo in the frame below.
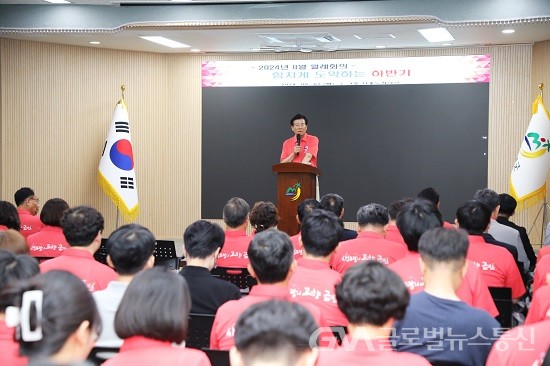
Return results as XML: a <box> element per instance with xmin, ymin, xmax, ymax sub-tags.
<box><xmin>285</xmin><ymin>182</ymin><xmax>301</xmax><ymax>201</ymax></box>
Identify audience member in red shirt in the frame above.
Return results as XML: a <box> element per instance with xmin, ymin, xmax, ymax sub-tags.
<box><xmin>27</xmin><ymin>198</ymin><xmax>70</xmax><ymax>259</ymax></box>
<box><xmin>533</xmin><ymin>253</ymin><xmax>550</xmax><ymax>293</ymax></box>
<box><xmin>331</xmin><ymin>203</ymin><xmax>407</xmax><ymax>274</ymax></box>
<box><xmin>0</xmin><ymin>229</ymin><xmax>28</xmax><ymax>255</ymax></box>
<box><xmin>249</xmin><ymin>201</ymin><xmax>279</xmax><ymax>234</ymax></box>
<box><xmin>104</xmin><ymin>267</ymin><xmax>210</xmax><ymax>366</ymax></box>
<box><xmin>0</xmin><ymin>200</ymin><xmax>21</xmax><ymax>232</ymax></box>
<box><xmin>14</xmin><ymin>187</ymin><xmax>44</xmax><ymax>238</ymax></box>
<box><xmin>417</xmin><ymin>187</ymin><xmax>455</xmax><ymax>229</ymax></box>
<box><xmin>317</xmin><ymin>261</ymin><xmax>430</xmax><ymax>366</ymax></box>
<box><xmin>525</xmin><ymin>285</ymin><xmax>550</xmax><ymax>325</ymax></box>
<box><xmin>320</xmin><ymin>193</ymin><xmax>357</xmax><ymax>242</ymax></box>
<box><xmin>40</xmin><ymin>205</ymin><xmax>116</xmax><ymax>292</ymax></box>
<box><xmin>216</xmin><ymin>197</ymin><xmax>252</xmax><ymax>268</ymax></box>
<box><xmin>388</xmin><ymin>199</ymin><xmax>498</xmax><ymax>317</ymax></box>
<box><xmin>456</xmin><ymin>200</ymin><xmax>526</xmax><ymax>299</ymax></box>
<box><xmin>385</xmin><ymin>199</ymin><xmax>411</xmax><ymax>246</ymax></box>
<box><xmin>289</xmin><ymin>199</ymin><xmax>321</xmax><ymax>260</ymax></box>
<box><xmin>537</xmin><ymin>244</ymin><xmax>550</xmax><ymax>262</ymax></box>
<box><xmin>289</xmin><ymin>209</ymin><xmax>348</xmax><ymax>326</ymax></box>
<box><xmin>231</xmin><ymin>300</ymin><xmax>319</xmax><ymax>366</ymax></box>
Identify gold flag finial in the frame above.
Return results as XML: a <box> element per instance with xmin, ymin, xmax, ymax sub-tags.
<box><xmin>539</xmin><ymin>83</ymin><xmax>544</xmax><ymax>100</ymax></box>
<box><xmin>121</xmin><ymin>85</ymin><xmax>126</xmax><ymax>99</ymax></box>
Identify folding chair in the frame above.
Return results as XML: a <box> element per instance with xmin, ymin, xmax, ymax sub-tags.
<box><xmin>154</xmin><ymin>240</ymin><xmax>179</xmax><ymax>270</ymax></box>
<box><xmin>210</xmin><ymin>267</ymin><xmax>257</xmax><ymax>294</ymax></box>
<box><xmin>93</xmin><ymin>238</ymin><xmax>109</xmax><ymax>265</ymax></box>
<box><xmin>330</xmin><ymin>326</ymin><xmax>348</xmax><ymax>346</ymax></box>
<box><xmin>203</xmin><ymin>349</ymin><xmax>230</xmax><ymax>366</ymax></box>
<box><xmin>488</xmin><ymin>286</ymin><xmax>513</xmax><ymax>328</ymax></box>
<box><xmin>187</xmin><ymin>313</ymin><xmax>216</xmax><ymax>350</ymax></box>
<box><xmin>87</xmin><ymin>346</ymin><xmax>120</xmax><ymax>365</ymax></box>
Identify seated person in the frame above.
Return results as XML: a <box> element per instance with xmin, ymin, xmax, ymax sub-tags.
<box><xmin>231</xmin><ymin>300</ymin><xmax>319</xmax><ymax>366</ymax></box>
<box><xmin>180</xmin><ymin>220</ymin><xmax>241</xmax><ymax>314</ymax></box>
<box><xmin>320</xmin><ymin>193</ymin><xmax>357</xmax><ymax>241</ymax></box>
<box><xmin>249</xmin><ymin>201</ymin><xmax>279</xmax><ymax>234</ymax></box>
<box><xmin>27</xmin><ymin>198</ymin><xmax>70</xmax><ymax>258</ymax></box>
<box><xmin>331</xmin><ymin>203</ymin><xmax>407</xmax><ymax>274</ymax></box>
<box><xmin>93</xmin><ymin>224</ymin><xmax>156</xmax><ymax>348</ymax></box>
<box><xmin>525</xmin><ymin>284</ymin><xmax>550</xmax><ymax>325</ymax></box>
<box><xmin>0</xmin><ymin>230</ymin><xmax>28</xmax><ymax>254</ymax></box>
<box><xmin>104</xmin><ymin>267</ymin><xmax>210</xmax><ymax>366</ymax></box>
<box><xmin>40</xmin><ymin>206</ymin><xmax>117</xmax><ymax>292</ymax></box>
<box><xmin>417</xmin><ymin>187</ymin><xmax>454</xmax><ymax>228</ymax></box>
<box><xmin>317</xmin><ymin>261</ymin><xmax>430</xmax><ymax>366</ymax></box>
<box><xmin>216</xmin><ymin>197</ymin><xmax>251</xmax><ymax>268</ymax></box>
<box><xmin>289</xmin><ymin>199</ymin><xmax>321</xmax><ymax>259</ymax></box>
<box><xmin>0</xmin><ymin>200</ymin><xmax>21</xmax><ymax>232</ymax></box>
<box><xmin>14</xmin><ymin>187</ymin><xmax>44</xmax><ymax>238</ymax></box>
<box><xmin>533</xmin><ymin>253</ymin><xmax>550</xmax><ymax>293</ymax></box>
<box><xmin>393</xmin><ymin>228</ymin><xmax>500</xmax><ymax>366</ymax></box>
<box><xmin>385</xmin><ymin>199</ymin><xmax>410</xmax><ymax>245</ymax></box>
<box><xmin>288</xmin><ymin>209</ymin><xmax>348</xmax><ymax>326</ymax></box>
<box><xmin>4</xmin><ymin>270</ymin><xmax>101</xmax><ymax>365</ymax></box>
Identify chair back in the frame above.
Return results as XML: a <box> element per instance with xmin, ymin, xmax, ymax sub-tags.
<box><xmin>211</xmin><ymin>266</ymin><xmax>257</xmax><ymax>294</ymax></box>
<box><xmin>488</xmin><ymin>286</ymin><xmax>513</xmax><ymax>328</ymax></box>
<box><xmin>154</xmin><ymin>240</ymin><xmax>179</xmax><ymax>270</ymax></box>
<box><xmin>187</xmin><ymin>313</ymin><xmax>216</xmax><ymax>350</ymax></box>
<box><xmin>203</xmin><ymin>349</ymin><xmax>230</xmax><ymax>366</ymax></box>
<box><xmin>93</xmin><ymin>238</ymin><xmax>109</xmax><ymax>264</ymax></box>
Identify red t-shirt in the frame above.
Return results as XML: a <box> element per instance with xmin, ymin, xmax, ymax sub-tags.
<box><xmin>27</xmin><ymin>226</ymin><xmax>69</xmax><ymax>258</ymax></box>
<box><xmin>0</xmin><ymin>320</ymin><xmax>27</xmax><ymax>366</ymax></box>
<box><xmin>280</xmin><ymin>133</ymin><xmax>319</xmax><ymax>167</ymax></box>
<box><xmin>384</xmin><ymin>224</ymin><xmax>406</xmax><ymax>246</ymax></box>
<box><xmin>317</xmin><ymin>337</ymin><xmax>431</xmax><ymax>366</ymax></box>
<box><xmin>0</xmin><ymin>225</ymin><xmax>8</xmax><ymax>231</ymax></box>
<box><xmin>17</xmin><ymin>208</ymin><xmax>44</xmax><ymax>238</ymax></box>
<box><xmin>466</xmin><ymin>235</ymin><xmax>526</xmax><ymax>299</ymax></box>
<box><xmin>537</xmin><ymin>245</ymin><xmax>550</xmax><ymax>262</ymax></box>
<box><xmin>485</xmin><ymin>319</ymin><xmax>550</xmax><ymax>366</ymax></box>
<box><xmin>389</xmin><ymin>252</ymin><xmax>499</xmax><ymax>317</ymax></box>
<box><xmin>533</xmin><ymin>254</ymin><xmax>550</xmax><ymax>293</ymax></box>
<box><xmin>216</xmin><ymin>230</ymin><xmax>251</xmax><ymax>268</ymax></box>
<box><xmin>40</xmin><ymin>248</ymin><xmax>117</xmax><ymax>292</ymax></box>
<box><xmin>330</xmin><ymin>231</ymin><xmax>408</xmax><ymax>274</ymax></box>
<box><xmin>103</xmin><ymin>336</ymin><xmax>210</xmax><ymax>366</ymax></box>
<box><xmin>288</xmin><ymin>258</ymin><xmax>347</xmax><ymax>326</ymax></box>
<box><xmin>289</xmin><ymin>232</ymin><xmax>303</xmax><ymax>259</ymax></box>
<box><xmin>525</xmin><ymin>285</ymin><xmax>550</xmax><ymax>325</ymax></box>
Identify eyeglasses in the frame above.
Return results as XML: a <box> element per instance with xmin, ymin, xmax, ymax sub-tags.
<box><xmin>293</xmin><ymin>123</ymin><xmax>307</xmax><ymax>127</ymax></box>
<box><xmin>28</xmin><ymin>197</ymin><xmax>40</xmax><ymax>204</ymax></box>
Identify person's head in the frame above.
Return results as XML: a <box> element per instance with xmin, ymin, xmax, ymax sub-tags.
<box><xmin>388</xmin><ymin>199</ymin><xmax>409</xmax><ymax>222</ymax></box>
<box><xmin>417</xmin><ymin>187</ymin><xmax>440</xmax><ymax>208</ymax></box>
<box><xmin>115</xmin><ymin>267</ymin><xmax>191</xmax><ymax>344</ymax></box>
<box><xmin>396</xmin><ymin>199</ymin><xmax>443</xmax><ymax>252</ymax></box>
<box><xmin>249</xmin><ymin>201</ymin><xmax>279</xmax><ymax>233</ymax></box>
<box><xmin>247</xmin><ymin>229</ymin><xmax>295</xmax><ymax>284</ymax></box>
<box><xmin>183</xmin><ymin>220</ymin><xmax>225</xmax><ymax>268</ymax></box>
<box><xmin>290</xmin><ymin>113</ymin><xmax>308</xmax><ymax>137</ymax></box>
<box><xmin>473</xmin><ymin>188</ymin><xmax>500</xmax><ymax>217</ymax></box>
<box><xmin>356</xmin><ymin>203</ymin><xmax>389</xmax><ymax>230</ymax></box>
<box><xmin>231</xmin><ymin>300</ymin><xmax>318</xmax><ymax>366</ymax></box>
<box><xmin>14</xmin><ymin>188</ymin><xmax>40</xmax><ymax>216</ymax></box>
<box><xmin>0</xmin><ymin>229</ymin><xmax>28</xmax><ymax>254</ymax></box>
<box><xmin>498</xmin><ymin>193</ymin><xmax>517</xmax><ymax>217</ymax></box>
<box><xmin>5</xmin><ymin>270</ymin><xmax>101</xmax><ymax>362</ymax></box>
<box><xmin>456</xmin><ymin>200</ymin><xmax>491</xmax><ymax>235</ymax></box>
<box><xmin>223</xmin><ymin>197</ymin><xmax>250</xmax><ymax>229</ymax></box>
<box><xmin>300</xmin><ymin>210</ymin><xmax>342</xmax><ymax>258</ymax></box>
<box><xmin>60</xmin><ymin>206</ymin><xmax>104</xmax><ymax>248</ymax></box>
<box><xmin>0</xmin><ymin>250</ymin><xmax>39</xmax><ymax>311</ymax></box>
<box><xmin>39</xmin><ymin>198</ymin><xmax>69</xmax><ymax>227</ymax></box>
<box><xmin>106</xmin><ymin>224</ymin><xmax>156</xmax><ymax>276</ymax></box>
<box><xmin>320</xmin><ymin>193</ymin><xmax>345</xmax><ymax>218</ymax></box>
<box><xmin>336</xmin><ymin>261</ymin><xmax>409</xmax><ymax>328</ymax></box>
<box><xmin>297</xmin><ymin>199</ymin><xmax>321</xmax><ymax>224</ymax></box>
<box><xmin>418</xmin><ymin>228</ymin><xmax>469</xmax><ymax>287</ymax></box>
<box><xmin>0</xmin><ymin>201</ymin><xmax>21</xmax><ymax>231</ymax></box>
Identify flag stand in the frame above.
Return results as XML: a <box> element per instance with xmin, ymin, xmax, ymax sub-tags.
<box><xmin>527</xmin><ymin>199</ymin><xmax>550</xmax><ymax>245</ymax></box>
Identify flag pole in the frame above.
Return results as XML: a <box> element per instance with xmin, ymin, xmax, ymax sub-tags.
<box><xmin>114</xmin><ymin>84</ymin><xmax>125</xmax><ymax>230</ymax></box>
<box><xmin>540</xmin><ymin>83</ymin><xmax>548</xmax><ymax>245</ymax></box>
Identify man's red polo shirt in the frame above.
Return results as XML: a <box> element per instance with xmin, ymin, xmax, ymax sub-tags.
<box><xmin>216</xmin><ymin>230</ymin><xmax>251</xmax><ymax>268</ymax></box>
<box><xmin>280</xmin><ymin>133</ymin><xmax>319</xmax><ymax>167</ymax></box>
<box><xmin>385</xmin><ymin>224</ymin><xmax>406</xmax><ymax>246</ymax></box>
<box><xmin>17</xmin><ymin>208</ymin><xmax>44</xmax><ymax>238</ymax></box>
<box><xmin>533</xmin><ymin>254</ymin><xmax>550</xmax><ymax>293</ymax></box>
<box><xmin>289</xmin><ymin>232</ymin><xmax>303</xmax><ymax>259</ymax></box>
<box><xmin>27</xmin><ymin>225</ymin><xmax>69</xmax><ymax>258</ymax></box>
<box><xmin>525</xmin><ymin>285</ymin><xmax>550</xmax><ymax>325</ymax></box>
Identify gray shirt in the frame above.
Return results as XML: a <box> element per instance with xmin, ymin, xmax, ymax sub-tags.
<box><xmin>92</xmin><ymin>281</ymin><xmax>128</xmax><ymax>347</ymax></box>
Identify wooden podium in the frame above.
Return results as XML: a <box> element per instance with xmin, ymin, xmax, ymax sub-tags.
<box><xmin>272</xmin><ymin>162</ymin><xmax>321</xmax><ymax>236</ymax></box>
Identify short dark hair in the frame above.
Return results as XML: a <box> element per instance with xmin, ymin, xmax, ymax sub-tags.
<box><xmin>249</xmin><ymin>201</ymin><xmax>280</xmax><ymax>233</ymax></box>
<box><xmin>320</xmin><ymin>193</ymin><xmax>344</xmax><ymax>217</ymax></box>
<box><xmin>417</xmin><ymin>187</ymin><xmax>440</xmax><ymax>207</ymax></box>
<box><xmin>0</xmin><ymin>250</ymin><xmax>39</xmax><ymax>310</ymax></box>
<box><xmin>234</xmin><ymin>300</ymin><xmax>317</xmax><ymax>364</ymax></box>
<box><xmin>223</xmin><ymin>197</ymin><xmax>250</xmax><ymax>228</ymax></box>
<box><xmin>418</xmin><ymin>228</ymin><xmax>469</xmax><ymax>270</ymax></box>
<box><xmin>247</xmin><ymin>229</ymin><xmax>294</xmax><ymax>284</ymax></box>
<box><xmin>388</xmin><ymin>199</ymin><xmax>409</xmax><ymax>221</ymax></box>
<box><xmin>14</xmin><ymin>187</ymin><xmax>35</xmax><ymax>207</ymax></box>
<box><xmin>106</xmin><ymin>224</ymin><xmax>156</xmax><ymax>275</ymax></box>
<box><xmin>297</xmin><ymin>199</ymin><xmax>321</xmax><ymax>223</ymax></box>
<box><xmin>60</xmin><ymin>206</ymin><xmax>104</xmax><ymax>247</ymax></box>
<box><xmin>473</xmin><ymin>188</ymin><xmax>500</xmax><ymax>212</ymax></box>
<box><xmin>184</xmin><ymin>220</ymin><xmax>225</xmax><ymax>259</ymax></box>
<box><xmin>300</xmin><ymin>210</ymin><xmax>342</xmax><ymax>257</ymax></box>
<box><xmin>7</xmin><ymin>270</ymin><xmax>101</xmax><ymax>359</ymax></box>
<box><xmin>396</xmin><ymin>199</ymin><xmax>443</xmax><ymax>252</ymax></box>
<box><xmin>39</xmin><ymin>198</ymin><xmax>69</xmax><ymax>227</ymax></box>
<box><xmin>0</xmin><ymin>229</ymin><xmax>27</xmax><ymax>254</ymax></box>
<box><xmin>290</xmin><ymin>113</ymin><xmax>308</xmax><ymax>126</ymax></box>
<box><xmin>456</xmin><ymin>200</ymin><xmax>491</xmax><ymax>235</ymax></box>
<box><xmin>356</xmin><ymin>203</ymin><xmax>389</xmax><ymax>227</ymax></box>
<box><xmin>498</xmin><ymin>193</ymin><xmax>517</xmax><ymax>216</ymax></box>
<box><xmin>336</xmin><ymin>261</ymin><xmax>409</xmax><ymax>326</ymax></box>
<box><xmin>115</xmin><ymin>267</ymin><xmax>191</xmax><ymax>343</ymax></box>
<box><xmin>0</xmin><ymin>201</ymin><xmax>21</xmax><ymax>231</ymax></box>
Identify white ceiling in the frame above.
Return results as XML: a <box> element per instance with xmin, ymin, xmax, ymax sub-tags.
<box><xmin>0</xmin><ymin>0</ymin><xmax>549</xmax><ymax>54</ymax></box>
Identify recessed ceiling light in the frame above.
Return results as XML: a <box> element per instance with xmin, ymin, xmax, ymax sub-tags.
<box><xmin>89</xmin><ymin>41</ymin><xmax>100</xmax><ymax>45</ymax></box>
<box><xmin>502</xmin><ymin>29</ymin><xmax>515</xmax><ymax>34</ymax></box>
<box><xmin>441</xmin><ymin>43</ymin><xmax>453</xmax><ymax>46</ymax></box>
<box><xmin>190</xmin><ymin>48</ymin><xmax>201</xmax><ymax>53</ymax></box>
<box><xmin>418</xmin><ymin>27</ymin><xmax>455</xmax><ymax>42</ymax></box>
<box><xmin>139</xmin><ymin>36</ymin><xmax>190</xmax><ymax>48</ymax></box>
<box><xmin>250</xmin><ymin>48</ymin><xmax>261</xmax><ymax>52</ymax></box>
<box><xmin>44</xmin><ymin>0</ymin><xmax>71</xmax><ymax>3</ymax></box>
<box><xmin>388</xmin><ymin>34</ymin><xmax>396</xmax><ymax>39</ymax></box>
<box><xmin>375</xmin><ymin>45</ymin><xmax>387</xmax><ymax>49</ymax></box>
<box><xmin>353</xmin><ymin>35</ymin><xmax>362</xmax><ymax>40</ymax></box>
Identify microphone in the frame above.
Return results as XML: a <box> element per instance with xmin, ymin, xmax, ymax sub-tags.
<box><xmin>296</xmin><ymin>134</ymin><xmax>301</xmax><ymax>155</ymax></box>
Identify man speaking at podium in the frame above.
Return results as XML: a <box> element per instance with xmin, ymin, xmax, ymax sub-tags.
<box><xmin>280</xmin><ymin>114</ymin><xmax>319</xmax><ymax>167</ymax></box>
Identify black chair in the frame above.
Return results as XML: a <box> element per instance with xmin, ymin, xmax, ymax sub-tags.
<box><xmin>489</xmin><ymin>286</ymin><xmax>513</xmax><ymax>328</ymax></box>
<box><xmin>154</xmin><ymin>240</ymin><xmax>179</xmax><ymax>270</ymax></box>
<box><xmin>187</xmin><ymin>313</ymin><xmax>216</xmax><ymax>350</ymax></box>
<box><xmin>330</xmin><ymin>325</ymin><xmax>348</xmax><ymax>346</ymax></box>
<box><xmin>203</xmin><ymin>349</ymin><xmax>230</xmax><ymax>366</ymax></box>
<box><xmin>87</xmin><ymin>346</ymin><xmax>120</xmax><ymax>365</ymax></box>
<box><xmin>211</xmin><ymin>267</ymin><xmax>257</xmax><ymax>294</ymax></box>
<box><xmin>93</xmin><ymin>238</ymin><xmax>109</xmax><ymax>265</ymax></box>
